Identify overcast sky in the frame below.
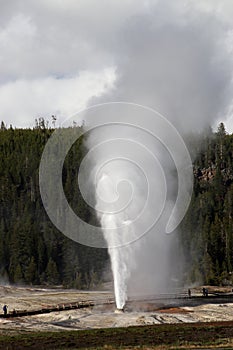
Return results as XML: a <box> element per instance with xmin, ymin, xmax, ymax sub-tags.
<box><xmin>1</xmin><ymin>0</ymin><xmax>233</xmax><ymax>131</ymax></box>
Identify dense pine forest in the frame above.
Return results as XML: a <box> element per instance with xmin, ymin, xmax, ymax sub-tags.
<box><xmin>0</xmin><ymin>120</ymin><xmax>233</xmax><ymax>288</ymax></box>
<box><xmin>181</xmin><ymin>123</ymin><xmax>233</xmax><ymax>286</ymax></box>
<box><xmin>0</xmin><ymin>120</ymin><xmax>108</xmax><ymax>288</ymax></box>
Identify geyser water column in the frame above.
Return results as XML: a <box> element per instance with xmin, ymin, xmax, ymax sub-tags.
<box><xmin>96</xmin><ymin>173</ymin><xmax>135</xmax><ymax>309</ymax></box>
<box><xmin>81</xmin><ymin>104</ymin><xmax>192</xmax><ymax>309</ymax></box>
<box><xmin>39</xmin><ymin>103</ymin><xmax>193</xmax><ymax>309</ymax></box>
<box><xmin>91</xmin><ymin>137</ymin><xmax>167</xmax><ymax>310</ymax></box>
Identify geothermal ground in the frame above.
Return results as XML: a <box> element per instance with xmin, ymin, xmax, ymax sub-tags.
<box><xmin>1</xmin><ymin>285</ymin><xmax>233</xmax><ymax>334</ymax></box>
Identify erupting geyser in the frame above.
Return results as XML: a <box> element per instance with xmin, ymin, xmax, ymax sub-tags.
<box><xmin>77</xmin><ymin>103</ymin><xmax>193</xmax><ymax>311</ymax></box>
<box><xmin>96</xmin><ymin>173</ymin><xmax>134</xmax><ymax>309</ymax></box>
<box><xmin>88</xmin><ymin>103</ymin><xmax>193</xmax><ymax>309</ymax></box>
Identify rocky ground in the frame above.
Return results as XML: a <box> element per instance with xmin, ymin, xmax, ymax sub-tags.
<box><xmin>1</xmin><ymin>285</ymin><xmax>233</xmax><ymax>334</ymax></box>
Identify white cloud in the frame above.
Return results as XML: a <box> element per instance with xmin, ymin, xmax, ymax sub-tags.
<box><xmin>0</xmin><ymin>0</ymin><xmax>233</xmax><ymax>129</ymax></box>
<box><xmin>0</xmin><ymin>14</ymin><xmax>37</xmax><ymax>82</ymax></box>
<box><xmin>0</xmin><ymin>1</ymin><xmax>146</xmax><ymax>81</ymax></box>
<box><xmin>0</xmin><ymin>68</ymin><xmax>116</xmax><ymax>128</ymax></box>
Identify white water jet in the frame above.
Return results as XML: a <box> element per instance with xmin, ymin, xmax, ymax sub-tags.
<box><xmin>96</xmin><ymin>173</ymin><xmax>135</xmax><ymax>309</ymax></box>
<box><xmin>86</xmin><ymin>113</ymin><xmax>175</xmax><ymax>306</ymax></box>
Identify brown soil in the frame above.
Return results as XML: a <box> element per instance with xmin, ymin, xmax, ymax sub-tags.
<box><xmin>158</xmin><ymin>307</ymin><xmax>193</xmax><ymax>314</ymax></box>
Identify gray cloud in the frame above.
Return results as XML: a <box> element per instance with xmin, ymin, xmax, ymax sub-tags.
<box><xmin>0</xmin><ymin>0</ymin><xmax>233</xmax><ymax>129</ymax></box>
<box><xmin>92</xmin><ymin>0</ymin><xmax>233</xmax><ymax>132</ymax></box>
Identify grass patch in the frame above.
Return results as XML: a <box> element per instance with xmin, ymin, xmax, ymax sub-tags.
<box><xmin>0</xmin><ymin>321</ymin><xmax>233</xmax><ymax>349</ymax></box>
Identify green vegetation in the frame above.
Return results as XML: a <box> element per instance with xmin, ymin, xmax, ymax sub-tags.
<box><xmin>0</xmin><ymin>121</ymin><xmax>108</xmax><ymax>287</ymax></box>
<box><xmin>0</xmin><ymin>322</ymin><xmax>233</xmax><ymax>349</ymax></box>
<box><xmin>180</xmin><ymin>123</ymin><xmax>233</xmax><ymax>286</ymax></box>
<box><xmin>0</xmin><ymin>120</ymin><xmax>233</xmax><ymax>288</ymax></box>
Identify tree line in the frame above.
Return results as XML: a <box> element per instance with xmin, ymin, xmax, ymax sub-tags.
<box><xmin>0</xmin><ymin>122</ymin><xmax>108</xmax><ymax>288</ymax></box>
<box><xmin>180</xmin><ymin>123</ymin><xmax>233</xmax><ymax>286</ymax></box>
<box><xmin>1</xmin><ymin>121</ymin><xmax>233</xmax><ymax>288</ymax></box>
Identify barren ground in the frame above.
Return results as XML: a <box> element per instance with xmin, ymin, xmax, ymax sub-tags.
<box><xmin>1</xmin><ymin>285</ymin><xmax>233</xmax><ymax>334</ymax></box>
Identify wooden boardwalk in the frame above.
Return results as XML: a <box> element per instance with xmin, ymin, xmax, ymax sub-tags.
<box><xmin>1</xmin><ymin>292</ymin><xmax>233</xmax><ymax>319</ymax></box>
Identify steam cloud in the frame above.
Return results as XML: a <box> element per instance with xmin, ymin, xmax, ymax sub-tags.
<box><xmin>86</xmin><ymin>1</ymin><xmax>233</xmax><ymax>305</ymax></box>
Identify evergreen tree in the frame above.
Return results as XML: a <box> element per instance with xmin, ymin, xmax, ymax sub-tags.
<box><xmin>180</xmin><ymin>125</ymin><xmax>233</xmax><ymax>285</ymax></box>
<box><xmin>0</xmin><ymin>127</ymin><xmax>108</xmax><ymax>287</ymax></box>
<box><xmin>46</xmin><ymin>258</ymin><xmax>60</xmax><ymax>285</ymax></box>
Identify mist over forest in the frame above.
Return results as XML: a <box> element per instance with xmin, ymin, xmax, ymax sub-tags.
<box><xmin>0</xmin><ymin>120</ymin><xmax>233</xmax><ymax>288</ymax></box>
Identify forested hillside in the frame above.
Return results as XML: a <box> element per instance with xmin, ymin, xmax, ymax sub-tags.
<box><xmin>180</xmin><ymin>123</ymin><xmax>233</xmax><ymax>286</ymax></box>
<box><xmin>0</xmin><ymin>121</ymin><xmax>108</xmax><ymax>288</ymax></box>
<box><xmin>0</xmin><ymin>121</ymin><xmax>233</xmax><ymax>288</ymax></box>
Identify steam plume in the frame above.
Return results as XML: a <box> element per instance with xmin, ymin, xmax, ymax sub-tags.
<box><xmin>87</xmin><ymin>1</ymin><xmax>233</xmax><ymax>306</ymax></box>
